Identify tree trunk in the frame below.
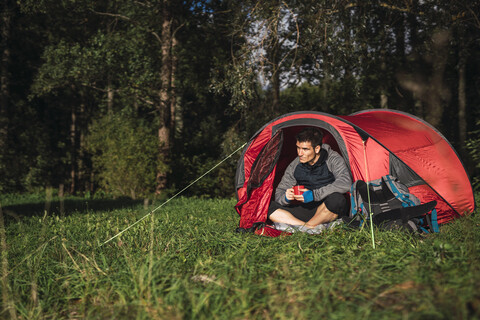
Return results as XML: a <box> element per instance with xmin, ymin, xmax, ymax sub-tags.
<box><xmin>395</xmin><ymin>14</ymin><xmax>405</xmax><ymax>60</ymax></box>
<box><xmin>59</xmin><ymin>183</ymin><xmax>65</xmax><ymax>217</ymax></box>
<box><xmin>107</xmin><ymin>77</ymin><xmax>114</xmax><ymax>114</ymax></box>
<box><xmin>378</xmin><ymin>23</ymin><xmax>388</xmax><ymax>108</ymax></box>
<box><xmin>394</xmin><ymin>14</ymin><xmax>406</xmax><ymax>109</ymax></box>
<box><xmin>407</xmin><ymin>4</ymin><xmax>423</xmax><ymax>116</ymax></box>
<box><xmin>407</xmin><ymin>2</ymin><xmax>419</xmax><ymax>58</ymax></box>
<box><xmin>170</xmin><ymin>34</ymin><xmax>177</xmax><ymax>136</ymax></box>
<box><xmin>70</xmin><ymin>103</ymin><xmax>77</xmax><ymax>194</ymax></box>
<box><xmin>0</xmin><ymin>0</ymin><xmax>12</xmax><ymax>163</ymax></box>
<box><xmin>156</xmin><ymin>1</ymin><xmax>175</xmax><ymax>194</ymax></box>
<box><xmin>269</xmin><ymin>13</ymin><xmax>280</xmax><ymax>115</ymax></box>
<box><xmin>78</xmin><ymin>99</ymin><xmax>86</xmax><ymax>192</ymax></box>
<box><xmin>272</xmin><ymin>67</ymin><xmax>280</xmax><ymax>114</ymax></box>
<box><xmin>424</xmin><ymin>30</ymin><xmax>450</xmax><ymax>128</ymax></box>
<box><xmin>321</xmin><ymin>72</ymin><xmax>329</xmax><ymax>103</ymax></box>
<box><xmin>379</xmin><ymin>48</ymin><xmax>388</xmax><ymax>108</ymax></box>
<box><xmin>398</xmin><ymin>27</ymin><xmax>450</xmax><ymax>127</ymax></box>
<box><xmin>458</xmin><ymin>47</ymin><xmax>467</xmax><ymax>158</ymax></box>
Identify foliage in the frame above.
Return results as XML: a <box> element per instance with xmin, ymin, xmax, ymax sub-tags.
<box><xmin>466</xmin><ymin>121</ymin><xmax>480</xmax><ymax>191</ymax></box>
<box><xmin>86</xmin><ymin>112</ymin><xmax>163</xmax><ymax>199</ymax></box>
<box><xmin>279</xmin><ymin>81</ymin><xmax>367</xmax><ymax>115</ymax></box>
<box><xmin>172</xmin><ymin>126</ymin><xmax>247</xmax><ymax>199</ymax></box>
<box><xmin>1</xmin><ymin>196</ymin><xmax>480</xmax><ymax>318</ymax></box>
<box><xmin>0</xmin><ymin>0</ymin><xmax>479</xmax><ymax>196</ymax></box>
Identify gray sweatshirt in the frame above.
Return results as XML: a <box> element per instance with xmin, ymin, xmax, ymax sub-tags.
<box><xmin>275</xmin><ymin>144</ymin><xmax>352</xmax><ymax>206</ymax></box>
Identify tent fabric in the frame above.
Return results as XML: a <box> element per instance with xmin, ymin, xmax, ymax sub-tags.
<box><xmin>235</xmin><ymin>110</ymin><xmax>475</xmax><ymax>231</ymax></box>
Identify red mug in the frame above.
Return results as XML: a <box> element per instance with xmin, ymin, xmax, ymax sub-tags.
<box><xmin>293</xmin><ymin>185</ymin><xmax>304</xmax><ymax>195</ymax></box>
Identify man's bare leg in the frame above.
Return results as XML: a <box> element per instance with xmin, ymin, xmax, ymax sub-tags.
<box><xmin>269</xmin><ymin>209</ymin><xmax>307</xmax><ymax>226</ymax></box>
<box><xmin>305</xmin><ymin>203</ymin><xmax>338</xmax><ymax>228</ymax></box>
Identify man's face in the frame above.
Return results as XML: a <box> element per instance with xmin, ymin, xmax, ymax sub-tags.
<box><xmin>296</xmin><ymin>141</ymin><xmax>321</xmax><ymax>165</ymax></box>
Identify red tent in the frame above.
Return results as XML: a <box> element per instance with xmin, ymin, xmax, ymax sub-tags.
<box><xmin>234</xmin><ymin>110</ymin><xmax>475</xmax><ymax>235</ymax></box>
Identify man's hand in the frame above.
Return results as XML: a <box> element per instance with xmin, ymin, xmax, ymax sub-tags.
<box><xmin>285</xmin><ymin>188</ymin><xmax>295</xmax><ymax>201</ymax></box>
<box><xmin>292</xmin><ymin>189</ymin><xmax>313</xmax><ymax>203</ymax></box>
<box><xmin>286</xmin><ymin>187</ymin><xmax>312</xmax><ymax>202</ymax></box>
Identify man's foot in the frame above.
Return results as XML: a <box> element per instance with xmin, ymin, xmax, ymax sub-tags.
<box><xmin>298</xmin><ymin>224</ymin><xmax>327</xmax><ymax>234</ymax></box>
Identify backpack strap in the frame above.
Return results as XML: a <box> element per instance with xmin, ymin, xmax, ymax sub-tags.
<box><xmin>350</xmin><ymin>183</ymin><xmax>357</xmax><ymax>217</ymax></box>
<box><xmin>372</xmin><ymin>200</ymin><xmax>437</xmax><ymax>224</ymax></box>
<box><xmin>431</xmin><ymin>209</ymin><xmax>439</xmax><ymax>232</ymax></box>
<box><xmin>382</xmin><ymin>175</ymin><xmax>439</xmax><ymax>233</ymax></box>
<box><xmin>357</xmin><ymin>179</ymin><xmax>403</xmax><ymax>215</ymax></box>
<box><xmin>424</xmin><ymin>208</ymin><xmax>439</xmax><ymax>233</ymax></box>
<box><xmin>382</xmin><ymin>175</ymin><xmax>417</xmax><ymax>207</ymax></box>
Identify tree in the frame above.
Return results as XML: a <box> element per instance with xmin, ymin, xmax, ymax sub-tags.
<box><xmin>170</xmin><ymin>0</ymin><xmax>249</xmax><ymax>197</ymax></box>
<box><xmin>1</xmin><ymin>0</ymin><xmax>479</xmax><ymax>196</ymax></box>
<box><xmin>0</xmin><ymin>0</ymin><xmax>13</xmax><ymax>191</ymax></box>
<box><xmin>450</xmin><ymin>1</ymin><xmax>480</xmax><ymax>162</ymax></box>
<box><xmin>27</xmin><ymin>0</ymin><xmax>182</xmax><ymax>194</ymax></box>
<box><xmin>86</xmin><ymin>113</ymin><xmax>161</xmax><ymax>199</ymax></box>
<box><xmin>156</xmin><ymin>0</ymin><xmax>178</xmax><ymax>193</ymax></box>
<box><xmin>25</xmin><ymin>0</ymin><xmax>247</xmax><ymax>197</ymax></box>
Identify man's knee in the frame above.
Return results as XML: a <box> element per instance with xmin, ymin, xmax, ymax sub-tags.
<box><xmin>267</xmin><ymin>201</ymin><xmax>283</xmax><ymax>218</ymax></box>
<box><xmin>324</xmin><ymin>192</ymin><xmax>348</xmax><ymax>217</ymax></box>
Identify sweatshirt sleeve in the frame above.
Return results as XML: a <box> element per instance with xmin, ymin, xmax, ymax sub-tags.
<box><xmin>312</xmin><ymin>150</ymin><xmax>352</xmax><ymax>201</ymax></box>
<box><xmin>275</xmin><ymin>158</ymin><xmax>298</xmax><ymax>206</ymax></box>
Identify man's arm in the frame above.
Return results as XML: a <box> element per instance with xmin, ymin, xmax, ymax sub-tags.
<box><xmin>275</xmin><ymin>158</ymin><xmax>299</xmax><ymax>206</ymax></box>
<box><xmin>312</xmin><ymin>150</ymin><xmax>352</xmax><ymax>201</ymax></box>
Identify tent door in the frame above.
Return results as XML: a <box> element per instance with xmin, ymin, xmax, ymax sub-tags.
<box><xmin>246</xmin><ymin>130</ymin><xmax>284</xmax><ymax>196</ymax></box>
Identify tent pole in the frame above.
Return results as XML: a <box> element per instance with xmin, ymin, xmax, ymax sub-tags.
<box><xmin>362</xmin><ymin>140</ymin><xmax>376</xmax><ymax>249</ymax></box>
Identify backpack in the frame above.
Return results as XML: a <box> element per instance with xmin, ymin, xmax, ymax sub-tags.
<box><xmin>348</xmin><ymin>175</ymin><xmax>439</xmax><ymax>233</ymax></box>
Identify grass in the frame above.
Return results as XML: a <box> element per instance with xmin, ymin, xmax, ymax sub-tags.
<box><xmin>1</xmin><ymin>194</ymin><xmax>479</xmax><ymax>319</ymax></box>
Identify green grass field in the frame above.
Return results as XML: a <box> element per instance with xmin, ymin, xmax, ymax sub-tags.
<box><xmin>1</xmin><ymin>194</ymin><xmax>479</xmax><ymax>319</ymax></box>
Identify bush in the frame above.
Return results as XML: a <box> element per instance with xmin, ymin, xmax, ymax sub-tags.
<box><xmin>86</xmin><ymin>112</ymin><xmax>164</xmax><ymax>199</ymax></box>
<box><xmin>467</xmin><ymin>120</ymin><xmax>480</xmax><ymax>191</ymax></box>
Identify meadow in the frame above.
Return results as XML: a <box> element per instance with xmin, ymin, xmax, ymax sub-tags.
<box><xmin>1</xmin><ymin>193</ymin><xmax>479</xmax><ymax>319</ymax></box>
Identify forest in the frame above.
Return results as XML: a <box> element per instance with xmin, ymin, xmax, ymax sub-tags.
<box><xmin>1</xmin><ymin>0</ymin><xmax>479</xmax><ymax>199</ymax></box>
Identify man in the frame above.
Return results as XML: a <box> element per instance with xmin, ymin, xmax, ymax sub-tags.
<box><xmin>268</xmin><ymin>127</ymin><xmax>352</xmax><ymax>228</ymax></box>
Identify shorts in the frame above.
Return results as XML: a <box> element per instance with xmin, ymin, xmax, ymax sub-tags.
<box><xmin>267</xmin><ymin>192</ymin><xmax>348</xmax><ymax>222</ymax></box>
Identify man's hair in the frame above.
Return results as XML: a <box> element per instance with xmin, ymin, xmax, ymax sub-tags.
<box><xmin>296</xmin><ymin>127</ymin><xmax>323</xmax><ymax>148</ymax></box>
